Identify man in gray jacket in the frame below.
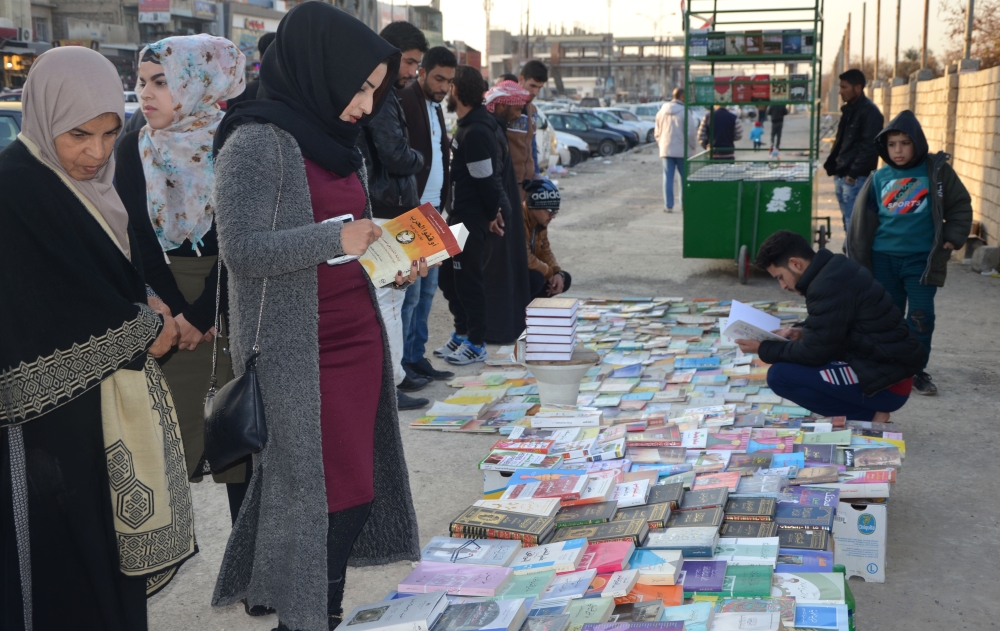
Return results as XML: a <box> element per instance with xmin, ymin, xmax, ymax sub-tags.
<box><xmin>360</xmin><ymin>21</ymin><xmax>430</xmax><ymax>409</ymax></box>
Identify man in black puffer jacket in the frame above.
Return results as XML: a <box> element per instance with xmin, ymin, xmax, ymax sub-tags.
<box><xmin>734</xmin><ymin>231</ymin><xmax>925</xmax><ymax>422</ymax></box>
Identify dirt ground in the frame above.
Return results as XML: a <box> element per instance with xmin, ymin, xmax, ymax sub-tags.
<box><xmin>149</xmin><ymin>113</ymin><xmax>1000</xmax><ymax>631</ymax></box>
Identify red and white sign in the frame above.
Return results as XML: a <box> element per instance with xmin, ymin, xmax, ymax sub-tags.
<box><xmin>139</xmin><ymin>0</ymin><xmax>170</xmax><ymax>24</ymax></box>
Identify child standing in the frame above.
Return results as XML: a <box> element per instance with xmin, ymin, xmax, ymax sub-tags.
<box><xmin>750</xmin><ymin>120</ymin><xmax>764</xmax><ymax>150</ymax></box>
<box><xmin>847</xmin><ymin>110</ymin><xmax>972</xmax><ymax>395</ymax></box>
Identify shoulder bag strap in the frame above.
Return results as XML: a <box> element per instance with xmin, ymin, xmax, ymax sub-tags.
<box><xmin>208</xmin><ymin>125</ymin><xmax>285</xmax><ymax>388</ymax></box>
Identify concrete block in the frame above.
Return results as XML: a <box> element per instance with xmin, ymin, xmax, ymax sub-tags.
<box><xmin>972</xmin><ymin>245</ymin><xmax>999</xmax><ymax>273</ymax></box>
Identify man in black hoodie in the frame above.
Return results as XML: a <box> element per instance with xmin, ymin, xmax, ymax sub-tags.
<box><xmin>735</xmin><ymin>230</ymin><xmax>925</xmax><ymax>422</ymax></box>
<box><xmin>846</xmin><ymin>110</ymin><xmax>972</xmax><ymax>395</ymax></box>
<box><xmin>824</xmin><ymin>69</ymin><xmax>883</xmax><ymax>230</ymax></box>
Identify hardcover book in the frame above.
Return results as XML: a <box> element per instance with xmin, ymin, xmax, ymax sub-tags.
<box><xmin>777</xmin><ymin>528</ymin><xmax>830</xmax><ymax>550</ymax></box>
<box><xmin>421</xmin><ymin>537</ymin><xmax>523</xmax><ymax>566</ymax></box>
<box><xmin>556</xmin><ymin>502</ymin><xmax>619</xmax><ymax>528</ymax></box>
<box><xmin>770</xmin><ymin>75</ymin><xmax>789</xmax><ymax>100</ymax></box>
<box><xmin>646</xmin><ymin>484</ymin><xmax>684</xmax><ymax>509</ymax></box>
<box><xmin>560</xmin><ymin>477</ymin><xmax>616</xmax><ymax>507</ymax></box>
<box><xmin>450</xmin><ymin>507</ymin><xmax>556</xmax><ymax>546</ymax></box>
<box><xmin>719</xmin><ymin>520</ymin><xmax>779</xmax><ymax>539</ymax></box>
<box><xmin>628</xmin><ymin>549</ymin><xmax>683</xmax><ymax>585</ymax></box>
<box><xmin>551</xmin><ymin>519</ymin><xmax>650</xmax><ymax>547</ymax></box>
<box><xmin>578</xmin><ymin>541</ymin><xmax>636</xmax><ymax>574</ymax></box>
<box><xmin>398</xmin><ymin>562</ymin><xmax>513</xmax><ymax>597</ymax></box>
<box><xmin>678</xmin><ymin>487</ymin><xmax>729</xmax><ymax>511</ymax></box>
<box><xmin>613</xmin><ymin>503</ymin><xmax>672</xmax><ymax>529</ymax></box>
<box><xmin>774</xmin><ymin>504</ymin><xmax>835</xmax><ymax>531</ymax></box>
<box><xmin>509</xmin><ymin>538</ymin><xmax>588</xmax><ymax>575</ymax></box>
<box><xmin>770</xmin><ymin>572</ymin><xmax>846</xmax><ymax>604</ymax></box>
<box><xmin>731</xmin><ymin>475</ymin><xmax>787</xmax><ymax>498</ymax></box>
<box><xmin>727</xmin><ymin>453</ymin><xmax>773</xmax><ymax>476</ymax></box>
<box><xmin>342</xmin><ymin>591</ymin><xmax>449</xmax><ymax>631</ymax></box>
<box><xmin>678</xmin><ymin>560</ymin><xmax>727</xmax><ymax>592</ymax></box>
<box><xmin>642</xmin><ymin>527</ymin><xmax>719</xmax><ymax>558</ymax></box>
<box><xmin>665</xmin><ymin>506</ymin><xmax>723</xmax><ymax>529</ymax></box>
<box><xmin>724</xmin><ymin>497</ymin><xmax>776</xmax><ymax>521</ymax></box>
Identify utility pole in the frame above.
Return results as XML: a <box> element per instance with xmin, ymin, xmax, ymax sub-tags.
<box><xmin>526</xmin><ymin>0</ymin><xmax>531</xmax><ymax>59</ymax></box>
<box><xmin>964</xmin><ymin>0</ymin><xmax>975</xmax><ymax>59</ymax></box>
<box><xmin>875</xmin><ymin>0</ymin><xmax>881</xmax><ymax>81</ymax></box>
<box><xmin>861</xmin><ymin>3</ymin><xmax>866</xmax><ymax>77</ymax></box>
<box><xmin>921</xmin><ymin>0</ymin><xmax>930</xmax><ymax>69</ymax></box>
<box><xmin>893</xmin><ymin>0</ymin><xmax>901</xmax><ymax>79</ymax></box>
<box><xmin>845</xmin><ymin>13</ymin><xmax>851</xmax><ymax>72</ymax></box>
<box><xmin>484</xmin><ymin>0</ymin><xmax>492</xmax><ymax>80</ymax></box>
<box><xmin>607</xmin><ymin>0</ymin><xmax>613</xmax><ymax>98</ymax></box>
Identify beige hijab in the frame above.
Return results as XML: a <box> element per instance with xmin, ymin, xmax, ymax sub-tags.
<box><xmin>19</xmin><ymin>46</ymin><xmax>131</xmax><ymax>256</ymax></box>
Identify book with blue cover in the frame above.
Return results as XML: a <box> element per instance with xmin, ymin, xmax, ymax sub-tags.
<box><xmin>794</xmin><ymin>603</ymin><xmax>850</xmax><ymax>630</ymax></box>
<box><xmin>659</xmin><ymin>602</ymin><xmax>714</xmax><ymax>631</ymax></box>
<box><xmin>775</xmin><ymin>548</ymin><xmax>834</xmax><ymax>573</ymax></box>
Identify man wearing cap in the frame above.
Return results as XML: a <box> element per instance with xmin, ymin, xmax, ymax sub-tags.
<box><xmin>481</xmin><ymin>80</ymin><xmax>533</xmax><ymax>344</ymax></box>
<box><xmin>523</xmin><ymin>179</ymin><xmax>572</xmax><ymax>298</ymax></box>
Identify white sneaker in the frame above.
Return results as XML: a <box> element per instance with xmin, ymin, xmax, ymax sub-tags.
<box><xmin>433</xmin><ymin>334</ymin><xmax>465</xmax><ymax>358</ymax></box>
<box><xmin>445</xmin><ymin>340</ymin><xmax>488</xmax><ymax>366</ymax></box>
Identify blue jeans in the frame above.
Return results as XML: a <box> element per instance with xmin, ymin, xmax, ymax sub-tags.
<box><xmin>834</xmin><ymin>175</ymin><xmax>868</xmax><ymax>230</ymax></box>
<box><xmin>871</xmin><ymin>251</ymin><xmax>936</xmax><ymax>370</ymax></box>
<box><xmin>662</xmin><ymin>157</ymin><xmax>684</xmax><ymax>209</ymax></box>
<box><xmin>401</xmin><ymin>265</ymin><xmax>439</xmax><ymax>364</ymax></box>
<box><xmin>767</xmin><ymin>361</ymin><xmax>909</xmax><ymax>421</ymax></box>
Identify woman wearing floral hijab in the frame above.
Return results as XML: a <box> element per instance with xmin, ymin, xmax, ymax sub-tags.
<box><xmin>0</xmin><ymin>46</ymin><xmax>193</xmax><ymax>630</ymax></box>
<box><xmin>114</xmin><ymin>35</ymin><xmax>251</xmax><ymax>520</ymax></box>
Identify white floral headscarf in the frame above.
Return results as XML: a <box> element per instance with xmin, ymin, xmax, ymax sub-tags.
<box><xmin>138</xmin><ymin>34</ymin><xmax>245</xmax><ymax>252</ymax></box>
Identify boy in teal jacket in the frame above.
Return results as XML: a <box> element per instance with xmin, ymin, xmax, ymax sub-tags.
<box><xmin>847</xmin><ymin>110</ymin><xmax>972</xmax><ymax>395</ymax></box>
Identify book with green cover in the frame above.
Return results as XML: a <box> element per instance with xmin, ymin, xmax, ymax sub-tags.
<box><xmin>724</xmin><ymin>497</ymin><xmax>776</xmax><ymax>521</ymax></box>
<box><xmin>495</xmin><ymin>570</ymin><xmax>559</xmax><ymax>600</ymax></box>
<box><xmin>552</xmin><ymin>519</ymin><xmax>650</xmax><ymax>546</ymax></box>
<box><xmin>565</xmin><ymin>598</ymin><xmax>615</xmax><ymax>631</ymax></box>
<box><xmin>613</xmin><ymin>503</ymin><xmax>672</xmax><ymax>529</ymax></box>
<box><xmin>689</xmin><ymin>564</ymin><xmax>773</xmax><ymax>599</ymax></box>
<box><xmin>713</xmin><ymin>537</ymin><xmax>780</xmax><ymax>567</ymax></box>
<box><xmin>679</xmin><ymin>487</ymin><xmax>728</xmax><ymax>511</ymax></box>
<box><xmin>802</xmin><ymin>430</ymin><xmax>852</xmax><ymax>445</ymax></box>
<box><xmin>555</xmin><ymin>502</ymin><xmax>618</xmax><ymax>528</ymax></box>
<box><xmin>647</xmin><ymin>483</ymin><xmax>684</xmax><ymax>509</ymax></box>
<box><xmin>771</xmin><ymin>572</ymin><xmax>845</xmax><ymax>604</ymax></box>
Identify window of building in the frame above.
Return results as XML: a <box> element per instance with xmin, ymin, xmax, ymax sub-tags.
<box><xmin>33</xmin><ymin>18</ymin><xmax>49</xmax><ymax>43</ymax></box>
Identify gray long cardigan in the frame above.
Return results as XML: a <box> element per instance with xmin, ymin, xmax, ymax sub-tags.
<box><xmin>210</xmin><ymin>123</ymin><xmax>421</xmax><ymax>631</ymax></box>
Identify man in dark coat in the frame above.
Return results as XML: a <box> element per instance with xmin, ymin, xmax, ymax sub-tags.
<box><xmin>734</xmin><ymin>230</ymin><xmax>925</xmax><ymax>422</ymax></box>
<box><xmin>824</xmin><ymin>68</ymin><xmax>884</xmax><ymax>230</ymax></box>
<box><xmin>398</xmin><ymin>46</ymin><xmax>457</xmax><ymax>383</ymax></box>
<box><xmin>697</xmin><ymin>105</ymin><xmax>742</xmax><ymax>160</ymax></box>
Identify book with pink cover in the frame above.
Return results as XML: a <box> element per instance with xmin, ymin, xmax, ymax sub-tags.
<box><xmin>398</xmin><ymin>561</ymin><xmax>513</xmax><ymax>597</ymax></box>
<box><xmin>578</xmin><ymin>541</ymin><xmax>636</xmax><ymax>574</ymax></box>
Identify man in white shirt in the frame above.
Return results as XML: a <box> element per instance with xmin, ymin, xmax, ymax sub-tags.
<box><xmin>654</xmin><ymin>88</ymin><xmax>699</xmax><ymax>213</ymax></box>
<box><xmin>398</xmin><ymin>47</ymin><xmax>458</xmax><ymax>381</ymax></box>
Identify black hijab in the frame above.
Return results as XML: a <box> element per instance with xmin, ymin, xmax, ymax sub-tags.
<box><xmin>214</xmin><ymin>3</ymin><xmax>400</xmax><ymax>177</ymax></box>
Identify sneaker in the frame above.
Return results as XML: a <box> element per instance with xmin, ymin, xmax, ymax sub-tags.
<box><xmin>405</xmin><ymin>357</ymin><xmax>455</xmax><ymax>381</ymax></box>
<box><xmin>433</xmin><ymin>333</ymin><xmax>466</xmax><ymax>358</ymax></box>
<box><xmin>913</xmin><ymin>371</ymin><xmax>938</xmax><ymax>396</ymax></box>
<box><xmin>397</xmin><ymin>374</ymin><xmax>431</xmax><ymax>393</ymax></box>
<box><xmin>664</xmin><ymin>207</ymin><xmax>673</xmax><ymax>213</ymax></box>
<box><xmin>445</xmin><ymin>340</ymin><xmax>489</xmax><ymax>366</ymax></box>
<box><xmin>397</xmin><ymin>390</ymin><xmax>429</xmax><ymax>410</ymax></box>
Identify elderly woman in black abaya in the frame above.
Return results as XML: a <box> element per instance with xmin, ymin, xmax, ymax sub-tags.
<box><xmin>0</xmin><ymin>46</ymin><xmax>193</xmax><ymax>630</ymax></box>
<box><xmin>210</xmin><ymin>4</ymin><xmax>423</xmax><ymax>631</ymax></box>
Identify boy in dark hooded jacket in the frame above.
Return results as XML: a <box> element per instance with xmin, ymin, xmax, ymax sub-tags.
<box><xmin>847</xmin><ymin>110</ymin><xmax>972</xmax><ymax>395</ymax></box>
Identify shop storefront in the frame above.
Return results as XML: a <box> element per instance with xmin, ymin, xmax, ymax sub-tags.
<box><xmin>1</xmin><ymin>29</ymin><xmax>51</xmax><ymax>89</ymax></box>
<box><xmin>225</xmin><ymin>3</ymin><xmax>282</xmax><ymax>77</ymax></box>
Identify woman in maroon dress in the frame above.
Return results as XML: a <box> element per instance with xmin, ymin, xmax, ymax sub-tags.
<box><xmin>211</xmin><ymin>4</ymin><xmax>426</xmax><ymax>630</ymax></box>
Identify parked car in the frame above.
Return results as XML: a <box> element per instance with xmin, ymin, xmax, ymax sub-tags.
<box><xmin>546</xmin><ymin>110</ymin><xmax>627</xmax><ymax>157</ymax></box>
<box><xmin>533</xmin><ymin>109</ymin><xmax>557</xmax><ymax>171</ymax></box>
<box><xmin>617</xmin><ymin>102</ymin><xmax>663</xmax><ymax>122</ymax></box>
<box><xmin>0</xmin><ymin>89</ymin><xmax>22</xmax><ymax>102</ymax></box>
<box><xmin>0</xmin><ymin>102</ymin><xmax>22</xmax><ymax>151</ymax></box>
<box><xmin>603</xmin><ymin>107</ymin><xmax>657</xmax><ymax>143</ymax></box>
<box><xmin>578</xmin><ymin>97</ymin><xmax>602</xmax><ymax>108</ymax></box>
<box><xmin>595</xmin><ymin>108</ymin><xmax>655</xmax><ymax>143</ymax></box>
<box><xmin>124</xmin><ymin>91</ymin><xmax>141</xmax><ymax>118</ymax></box>
<box><xmin>574</xmin><ymin>110</ymin><xmax>639</xmax><ymax>148</ymax></box>
<box><xmin>554</xmin><ymin>130</ymin><xmax>590</xmax><ymax>166</ymax></box>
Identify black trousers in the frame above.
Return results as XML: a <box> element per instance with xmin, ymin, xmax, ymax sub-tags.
<box><xmin>771</xmin><ymin>121</ymin><xmax>784</xmax><ymax>149</ymax></box>
<box><xmin>438</xmin><ymin>230</ymin><xmax>487</xmax><ymax>346</ymax></box>
<box><xmin>529</xmin><ymin>269</ymin><xmax>573</xmax><ymax>299</ymax></box>
<box><xmin>277</xmin><ymin>501</ymin><xmax>372</xmax><ymax>630</ymax></box>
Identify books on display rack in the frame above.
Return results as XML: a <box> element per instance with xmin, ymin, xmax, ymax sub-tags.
<box><xmin>420</xmin><ymin>537</ymin><xmax>523</xmax><ymax>566</ymax></box>
<box><xmin>341</xmin><ymin>591</ymin><xmax>449</xmax><ymax>631</ymax></box>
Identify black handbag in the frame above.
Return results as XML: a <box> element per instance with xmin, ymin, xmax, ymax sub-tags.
<box><xmin>203</xmin><ymin>127</ymin><xmax>285</xmax><ymax>473</ymax></box>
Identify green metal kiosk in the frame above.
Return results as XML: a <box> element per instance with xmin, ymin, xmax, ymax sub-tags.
<box><xmin>682</xmin><ymin>1</ymin><xmax>827</xmax><ymax>283</ymax></box>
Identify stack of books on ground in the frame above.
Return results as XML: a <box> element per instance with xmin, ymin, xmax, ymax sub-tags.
<box><xmin>526</xmin><ymin>298</ymin><xmax>581</xmax><ymax>361</ymax></box>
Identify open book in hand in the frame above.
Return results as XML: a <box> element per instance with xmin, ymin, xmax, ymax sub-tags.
<box><xmin>328</xmin><ymin>203</ymin><xmax>469</xmax><ymax>288</ymax></box>
<box><xmin>722</xmin><ymin>300</ymin><xmax>788</xmax><ymax>343</ymax></box>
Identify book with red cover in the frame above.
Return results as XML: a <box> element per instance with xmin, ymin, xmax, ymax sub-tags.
<box><xmin>693</xmin><ymin>472</ymin><xmax>741</xmax><ymax>492</ymax></box>
<box><xmin>751</xmin><ymin>74</ymin><xmax>771</xmax><ymax>101</ymax></box>
<box><xmin>504</xmin><ymin>475</ymin><xmax>589</xmax><ymax>501</ymax></box>
<box><xmin>732</xmin><ymin>76</ymin><xmax>752</xmax><ymax>103</ymax></box>
<box><xmin>578</xmin><ymin>541</ymin><xmax>636</xmax><ymax>574</ymax></box>
<box><xmin>713</xmin><ymin>77</ymin><xmax>732</xmax><ymax>103</ymax></box>
<box><xmin>625</xmin><ymin>427</ymin><xmax>682</xmax><ymax>447</ymax></box>
<box><xmin>492</xmin><ymin>438</ymin><xmax>556</xmax><ymax>454</ymax></box>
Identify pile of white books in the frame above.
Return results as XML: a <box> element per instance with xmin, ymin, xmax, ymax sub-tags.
<box><xmin>525</xmin><ymin>298</ymin><xmax>579</xmax><ymax>361</ymax></box>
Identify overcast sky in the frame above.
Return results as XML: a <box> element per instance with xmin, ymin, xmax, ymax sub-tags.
<box><xmin>432</xmin><ymin>0</ymin><xmax>959</xmax><ymax>73</ymax></box>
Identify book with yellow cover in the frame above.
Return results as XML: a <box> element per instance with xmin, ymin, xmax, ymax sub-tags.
<box><xmin>358</xmin><ymin>203</ymin><xmax>467</xmax><ymax>287</ymax></box>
